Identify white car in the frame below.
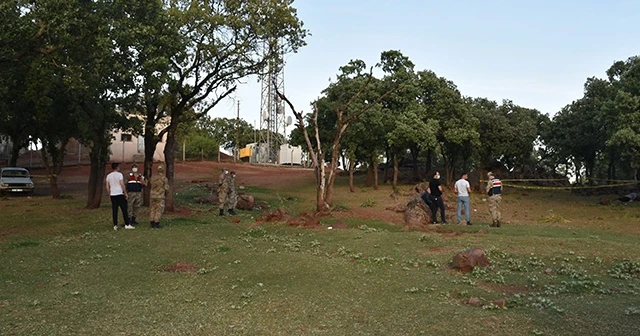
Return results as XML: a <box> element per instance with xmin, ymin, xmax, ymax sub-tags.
<box><xmin>0</xmin><ymin>167</ymin><xmax>35</xmax><ymax>196</ymax></box>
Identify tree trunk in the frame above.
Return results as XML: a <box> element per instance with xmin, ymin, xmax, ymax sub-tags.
<box><xmin>365</xmin><ymin>163</ymin><xmax>373</xmax><ymax>187</ymax></box>
<box><xmin>143</xmin><ymin>125</ymin><xmax>159</xmax><ymax>206</ymax></box>
<box><xmin>9</xmin><ymin>142</ymin><xmax>21</xmax><ymax>167</ymax></box>
<box><xmin>410</xmin><ymin>145</ymin><xmax>420</xmax><ymax>181</ymax></box>
<box><xmin>392</xmin><ymin>153</ymin><xmax>399</xmax><ymax>191</ymax></box>
<box><xmin>40</xmin><ymin>138</ymin><xmax>69</xmax><ymax>199</ymax></box>
<box><xmin>86</xmin><ymin>139</ymin><xmax>109</xmax><ymax>209</ymax></box>
<box><xmin>48</xmin><ymin>174</ymin><xmax>60</xmax><ymax>199</ymax></box>
<box><xmin>373</xmin><ymin>154</ymin><xmax>379</xmax><ymax>190</ymax></box>
<box><xmin>163</xmin><ymin>127</ymin><xmax>177</xmax><ymax>212</ymax></box>
<box><xmin>314</xmin><ymin>163</ymin><xmax>327</xmax><ymax>211</ymax></box>
<box><xmin>349</xmin><ymin>159</ymin><xmax>355</xmax><ymax>192</ymax></box>
<box><xmin>382</xmin><ymin>150</ymin><xmax>391</xmax><ymax>184</ymax></box>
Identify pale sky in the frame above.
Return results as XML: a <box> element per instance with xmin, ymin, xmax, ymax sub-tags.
<box><xmin>211</xmin><ymin>0</ymin><xmax>640</xmax><ymax>136</ymax></box>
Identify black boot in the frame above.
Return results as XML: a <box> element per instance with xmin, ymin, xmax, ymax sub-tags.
<box><xmin>229</xmin><ymin>208</ymin><xmax>236</xmax><ymax>215</ymax></box>
<box><xmin>154</xmin><ymin>222</ymin><xmax>162</xmax><ymax>229</ymax></box>
<box><xmin>219</xmin><ymin>209</ymin><xmax>224</xmax><ymax>216</ymax></box>
<box><xmin>150</xmin><ymin>221</ymin><xmax>155</xmax><ymax>228</ymax></box>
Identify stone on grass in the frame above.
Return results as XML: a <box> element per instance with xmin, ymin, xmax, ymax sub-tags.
<box><xmin>451</xmin><ymin>248</ymin><xmax>490</xmax><ymax>273</ymax></box>
<box><xmin>403</xmin><ymin>197</ymin><xmax>432</xmax><ymax>229</ymax></box>
<box><xmin>467</xmin><ymin>298</ymin><xmax>482</xmax><ymax>307</ymax></box>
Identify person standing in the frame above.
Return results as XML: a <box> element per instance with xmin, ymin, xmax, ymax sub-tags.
<box><xmin>105</xmin><ymin>162</ymin><xmax>134</xmax><ymax>230</ymax></box>
<box><xmin>126</xmin><ymin>163</ymin><xmax>146</xmax><ymax>225</ymax></box>
<box><xmin>486</xmin><ymin>172</ymin><xmax>503</xmax><ymax>227</ymax></box>
<box><xmin>149</xmin><ymin>164</ymin><xmax>170</xmax><ymax>229</ymax></box>
<box><xmin>427</xmin><ymin>171</ymin><xmax>447</xmax><ymax>224</ymax></box>
<box><xmin>218</xmin><ymin>167</ymin><xmax>230</xmax><ymax>216</ymax></box>
<box><xmin>226</xmin><ymin>170</ymin><xmax>238</xmax><ymax>215</ymax></box>
<box><xmin>454</xmin><ymin>172</ymin><xmax>472</xmax><ymax>225</ymax></box>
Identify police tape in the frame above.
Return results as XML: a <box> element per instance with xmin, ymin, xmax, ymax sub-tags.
<box><xmin>481</xmin><ymin>178</ymin><xmax>638</xmax><ymax>183</ymax></box>
<box><xmin>500</xmin><ymin>182</ymin><xmax>637</xmax><ymax>190</ymax></box>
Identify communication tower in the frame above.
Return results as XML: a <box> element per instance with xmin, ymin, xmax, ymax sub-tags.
<box><xmin>257</xmin><ymin>41</ymin><xmax>290</xmax><ymax>163</ymax></box>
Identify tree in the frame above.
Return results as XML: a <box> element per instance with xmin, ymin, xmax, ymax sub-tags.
<box><xmin>277</xmin><ymin>58</ymin><xmax>398</xmax><ymax>211</ymax></box>
<box><xmin>0</xmin><ymin>1</ymin><xmax>37</xmax><ymax>166</ymax></box>
<box><xmin>161</xmin><ymin>0</ymin><xmax>308</xmax><ymax>211</ymax></box>
<box><xmin>196</xmin><ymin>116</ymin><xmax>257</xmax><ymax>152</ymax></box>
<box><xmin>378</xmin><ymin>50</ymin><xmax>438</xmax><ymax>188</ymax></box>
<box><xmin>605</xmin><ymin>56</ymin><xmax>640</xmax><ymax>181</ymax></box>
<box><xmin>415</xmin><ymin>71</ymin><xmax>479</xmax><ymax>184</ymax></box>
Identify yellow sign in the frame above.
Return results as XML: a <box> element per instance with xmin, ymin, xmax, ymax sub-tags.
<box><xmin>239</xmin><ymin>147</ymin><xmax>252</xmax><ymax>158</ymax></box>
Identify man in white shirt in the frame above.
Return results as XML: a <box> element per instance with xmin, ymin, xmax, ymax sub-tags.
<box><xmin>454</xmin><ymin>172</ymin><xmax>472</xmax><ymax>225</ymax></box>
<box><xmin>106</xmin><ymin>162</ymin><xmax>134</xmax><ymax>230</ymax></box>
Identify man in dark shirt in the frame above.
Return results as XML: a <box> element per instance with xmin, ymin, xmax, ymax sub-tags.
<box><xmin>427</xmin><ymin>171</ymin><xmax>447</xmax><ymax>224</ymax></box>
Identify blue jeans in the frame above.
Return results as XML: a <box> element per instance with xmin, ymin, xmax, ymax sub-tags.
<box><xmin>457</xmin><ymin>196</ymin><xmax>470</xmax><ymax>223</ymax></box>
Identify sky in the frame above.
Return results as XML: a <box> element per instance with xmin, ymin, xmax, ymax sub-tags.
<box><xmin>210</xmin><ymin>0</ymin><xmax>640</xmax><ymax>136</ymax></box>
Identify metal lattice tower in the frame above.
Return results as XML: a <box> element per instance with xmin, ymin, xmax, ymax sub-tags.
<box><xmin>257</xmin><ymin>43</ymin><xmax>286</xmax><ymax>164</ymax></box>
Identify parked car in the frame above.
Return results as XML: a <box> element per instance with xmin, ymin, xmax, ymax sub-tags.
<box><xmin>0</xmin><ymin>167</ymin><xmax>35</xmax><ymax>196</ymax></box>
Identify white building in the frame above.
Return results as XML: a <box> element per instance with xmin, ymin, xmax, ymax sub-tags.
<box><xmin>109</xmin><ymin>130</ymin><xmax>167</xmax><ymax>163</ymax></box>
<box><xmin>278</xmin><ymin>144</ymin><xmax>303</xmax><ymax>165</ymax></box>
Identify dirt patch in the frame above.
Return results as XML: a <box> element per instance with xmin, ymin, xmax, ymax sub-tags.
<box><xmin>286</xmin><ymin>212</ymin><xmax>323</xmax><ymax>229</ymax></box>
<box><xmin>161</xmin><ymin>262</ymin><xmax>198</xmax><ymax>273</ymax></box>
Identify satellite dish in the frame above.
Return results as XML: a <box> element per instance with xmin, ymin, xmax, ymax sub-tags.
<box><xmin>286</xmin><ymin>116</ymin><xmax>292</xmax><ymax>126</ymax></box>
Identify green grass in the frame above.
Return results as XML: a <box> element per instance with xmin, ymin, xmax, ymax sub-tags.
<box><xmin>1</xmin><ymin>177</ymin><xmax>639</xmax><ymax>335</ymax></box>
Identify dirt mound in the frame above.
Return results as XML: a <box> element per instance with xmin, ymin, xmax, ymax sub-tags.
<box><xmin>161</xmin><ymin>262</ymin><xmax>198</xmax><ymax>273</ymax></box>
<box><xmin>450</xmin><ymin>248</ymin><xmax>490</xmax><ymax>273</ymax></box>
<box><xmin>257</xmin><ymin>207</ymin><xmax>288</xmax><ymax>222</ymax></box>
<box><xmin>286</xmin><ymin>212</ymin><xmax>322</xmax><ymax>229</ymax></box>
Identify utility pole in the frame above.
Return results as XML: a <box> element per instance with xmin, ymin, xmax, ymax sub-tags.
<box><xmin>235</xmin><ymin>101</ymin><xmax>240</xmax><ymax>163</ymax></box>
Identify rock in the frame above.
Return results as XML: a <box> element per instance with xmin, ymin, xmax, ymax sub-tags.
<box><xmin>196</xmin><ymin>194</ymin><xmax>217</xmax><ymax>204</ymax></box>
<box><xmin>403</xmin><ymin>197</ymin><xmax>432</xmax><ymax>229</ymax></box>
<box><xmin>386</xmin><ymin>204</ymin><xmax>407</xmax><ymax>213</ymax></box>
<box><xmin>544</xmin><ymin>268</ymin><xmax>553</xmax><ymax>275</ymax></box>
<box><xmin>236</xmin><ymin>194</ymin><xmax>254</xmax><ymax>210</ymax></box>
<box><xmin>451</xmin><ymin>248</ymin><xmax>490</xmax><ymax>273</ymax></box>
<box><xmin>599</xmin><ymin>199</ymin><xmax>611</xmax><ymax>206</ymax></box>
<box><xmin>231</xmin><ymin>216</ymin><xmax>241</xmax><ymax>223</ymax></box>
<box><xmin>467</xmin><ymin>297</ymin><xmax>482</xmax><ymax>307</ymax></box>
<box><xmin>492</xmin><ymin>299</ymin><xmax>507</xmax><ymax>308</ymax></box>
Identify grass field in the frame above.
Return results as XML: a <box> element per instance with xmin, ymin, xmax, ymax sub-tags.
<box><xmin>1</xmin><ymin>170</ymin><xmax>639</xmax><ymax>336</ymax></box>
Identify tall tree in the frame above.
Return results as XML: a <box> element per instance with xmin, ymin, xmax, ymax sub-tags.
<box><xmin>161</xmin><ymin>0</ymin><xmax>308</xmax><ymax>211</ymax></box>
<box><xmin>605</xmin><ymin>56</ymin><xmax>640</xmax><ymax>180</ymax></box>
<box><xmin>277</xmin><ymin>58</ymin><xmax>397</xmax><ymax>211</ymax></box>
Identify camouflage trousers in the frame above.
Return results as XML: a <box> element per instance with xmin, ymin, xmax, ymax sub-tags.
<box><xmin>488</xmin><ymin>195</ymin><xmax>502</xmax><ymax>223</ymax></box>
<box><xmin>227</xmin><ymin>191</ymin><xmax>237</xmax><ymax>210</ymax></box>
<box><xmin>218</xmin><ymin>190</ymin><xmax>229</xmax><ymax>210</ymax></box>
<box><xmin>150</xmin><ymin>198</ymin><xmax>165</xmax><ymax>222</ymax></box>
<box><xmin>127</xmin><ymin>192</ymin><xmax>142</xmax><ymax>219</ymax></box>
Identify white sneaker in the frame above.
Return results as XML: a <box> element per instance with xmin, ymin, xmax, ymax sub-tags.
<box><xmin>113</xmin><ymin>225</ymin><xmax>118</xmax><ymax>231</ymax></box>
<box><xmin>124</xmin><ymin>225</ymin><xmax>135</xmax><ymax>230</ymax></box>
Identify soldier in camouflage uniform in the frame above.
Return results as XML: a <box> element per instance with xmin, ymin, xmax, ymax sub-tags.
<box><xmin>149</xmin><ymin>165</ymin><xmax>170</xmax><ymax>229</ymax></box>
<box><xmin>226</xmin><ymin>170</ymin><xmax>237</xmax><ymax>215</ymax></box>
<box><xmin>485</xmin><ymin>172</ymin><xmax>503</xmax><ymax>227</ymax></box>
<box><xmin>218</xmin><ymin>167</ymin><xmax>230</xmax><ymax>216</ymax></box>
<box><xmin>126</xmin><ymin>163</ymin><xmax>146</xmax><ymax>225</ymax></box>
